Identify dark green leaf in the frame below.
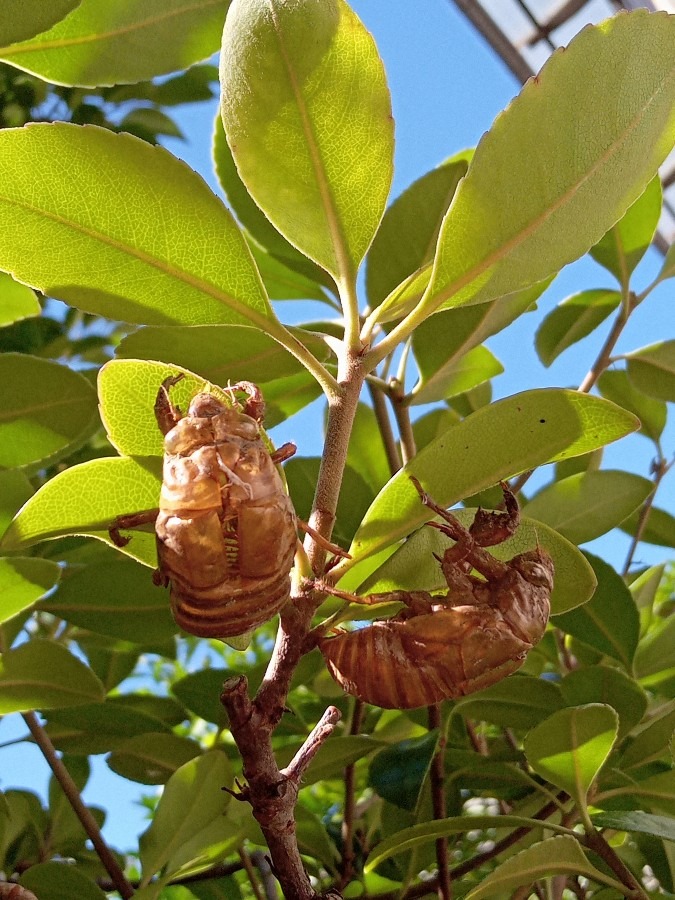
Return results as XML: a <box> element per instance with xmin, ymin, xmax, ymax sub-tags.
<box><xmin>0</xmin><ymin>353</ymin><xmax>98</xmax><ymax>471</ymax></box>
<box><xmin>535</xmin><ymin>289</ymin><xmax>620</xmax><ymax>366</ymax></box>
<box><xmin>522</xmin><ymin>470</ymin><xmax>653</xmax><ymax>544</ymax></box>
<box><xmin>626</xmin><ymin>341</ymin><xmax>675</xmax><ymax>402</ymax></box>
<box><xmin>457</xmin><ymin>677</ymin><xmax>564</xmax><ymax>730</ymax></box>
<box><xmin>555</xmin><ymin>553</ymin><xmax>639</xmax><ymax>669</ymax></box>
<box><xmin>598</xmin><ymin>369</ymin><xmax>666</xmax><ymax>444</ymax></box>
<box><xmin>20</xmin><ymin>861</ymin><xmax>106</xmax><ymax>900</ymax></box>
<box><xmin>368</xmin><ymin>732</ymin><xmax>439</xmax><ymax>811</ymax></box>
<box><xmin>592</xmin><ymin>810</ymin><xmax>675</xmax><ymax>843</ymax></box>
<box><xmin>107</xmin><ymin>733</ymin><xmax>202</xmax><ymax>785</ymax></box>
<box><xmin>621</xmin><ymin>506</ymin><xmax>675</xmax><ymax>549</ymax></box>
<box><xmin>44</xmin><ymin>699</ymin><xmax>172</xmax><ymax>754</ymax></box>
<box><xmin>560</xmin><ymin>665</ymin><xmax>647</xmax><ymax>742</ymax></box>
<box><xmin>0</xmin><ymin>640</ymin><xmax>104</xmax><ymax>713</ymax></box>
<box><xmin>620</xmin><ymin>700</ymin><xmax>675</xmax><ymax>769</ymax></box>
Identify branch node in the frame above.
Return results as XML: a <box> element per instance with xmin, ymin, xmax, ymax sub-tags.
<box><xmin>281</xmin><ymin>706</ymin><xmax>342</xmax><ymax>786</ymax></box>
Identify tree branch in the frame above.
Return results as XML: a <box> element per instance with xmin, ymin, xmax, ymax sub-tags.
<box><xmin>22</xmin><ymin>712</ymin><xmax>134</xmax><ymax>900</ymax></box>
<box><xmin>428</xmin><ymin>704</ymin><xmax>451</xmax><ymax>900</ymax></box>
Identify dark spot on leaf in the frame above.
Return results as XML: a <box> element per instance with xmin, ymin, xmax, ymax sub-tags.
<box><xmin>540</xmin><ymin>419</ymin><xmax>546</xmax><ymax>424</ymax></box>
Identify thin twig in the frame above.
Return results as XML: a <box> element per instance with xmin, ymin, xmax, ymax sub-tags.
<box><xmin>281</xmin><ymin>706</ymin><xmax>342</xmax><ymax>785</ymax></box>
<box><xmin>390</xmin><ymin>384</ymin><xmax>417</xmax><ymax>465</ymax></box>
<box><xmin>239</xmin><ymin>846</ymin><xmax>266</xmax><ymax>900</ymax></box>
<box><xmin>622</xmin><ymin>456</ymin><xmax>673</xmax><ymax>575</ymax></box>
<box><xmin>582</xmin><ymin>826</ymin><xmax>648</xmax><ymax>899</ymax></box>
<box><xmin>251</xmin><ymin>850</ymin><xmax>280</xmax><ymax>900</ymax></box>
<box><xmin>428</xmin><ymin>705</ymin><xmax>451</xmax><ymax>900</ymax></box>
<box><xmin>338</xmin><ymin>699</ymin><xmax>365</xmax><ymax>890</ymax></box>
<box><xmin>97</xmin><ymin>860</ymin><xmax>244</xmax><ymax>892</ymax></box>
<box><xmin>367</xmin><ymin>380</ymin><xmax>402</xmax><ymax>475</ymax></box>
<box><xmin>22</xmin><ymin>712</ymin><xmax>134</xmax><ymax>900</ymax></box>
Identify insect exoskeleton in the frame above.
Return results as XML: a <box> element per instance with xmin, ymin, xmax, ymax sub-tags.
<box><xmin>111</xmin><ymin>376</ymin><xmax>298</xmax><ymax>639</ymax></box>
<box><xmin>318</xmin><ymin>477</ymin><xmax>555</xmax><ymax>709</ymax></box>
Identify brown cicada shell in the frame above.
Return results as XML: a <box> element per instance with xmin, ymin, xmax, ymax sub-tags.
<box><xmin>110</xmin><ymin>376</ymin><xmax>297</xmax><ymax>638</ymax></box>
<box><xmin>319</xmin><ymin>478</ymin><xmax>554</xmax><ymax>709</ymax></box>
<box><xmin>0</xmin><ymin>886</ymin><xmax>38</xmax><ymax>900</ymax></box>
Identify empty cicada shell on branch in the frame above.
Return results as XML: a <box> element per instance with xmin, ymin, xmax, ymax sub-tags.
<box><xmin>318</xmin><ymin>477</ymin><xmax>554</xmax><ymax>709</ymax></box>
<box><xmin>109</xmin><ymin>376</ymin><xmax>299</xmax><ymax>639</ymax></box>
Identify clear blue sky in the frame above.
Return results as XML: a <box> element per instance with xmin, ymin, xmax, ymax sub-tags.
<box><xmin>1</xmin><ymin>0</ymin><xmax>672</xmax><ymax>856</ymax></box>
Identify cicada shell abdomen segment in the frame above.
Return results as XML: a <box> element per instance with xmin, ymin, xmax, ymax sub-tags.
<box><xmin>156</xmin><ymin>393</ymin><xmax>297</xmax><ymax>638</ymax></box>
<box><xmin>319</xmin><ymin>548</ymin><xmax>553</xmax><ymax>709</ymax></box>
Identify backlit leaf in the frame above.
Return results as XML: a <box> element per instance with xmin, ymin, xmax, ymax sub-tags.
<box><xmin>0</xmin><ymin>557</ymin><xmax>60</xmax><ymax>624</ymax></box>
<box><xmin>535</xmin><ymin>289</ymin><xmax>620</xmax><ymax>367</ymax></box>
<box><xmin>626</xmin><ymin>341</ymin><xmax>675</xmax><ymax>402</ymax></box>
<box><xmin>0</xmin><ymin>0</ymin><xmax>228</xmax><ymax>87</ymax></box>
<box><xmin>598</xmin><ymin>369</ymin><xmax>666</xmax><ymax>444</ymax></box>
<box><xmin>0</xmin><ymin>272</ymin><xmax>40</xmax><ymax>326</ymax></box>
<box><xmin>220</xmin><ymin>0</ymin><xmax>394</xmax><ymax>281</ymax></box>
<box><xmin>560</xmin><ymin>666</ymin><xmax>647</xmax><ymax>742</ymax></box>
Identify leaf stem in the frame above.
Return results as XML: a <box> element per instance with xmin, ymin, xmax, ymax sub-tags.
<box><xmin>338</xmin><ymin>699</ymin><xmax>365</xmax><ymax>890</ymax></box>
<box><xmin>582</xmin><ymin>825</ymin><xmax>648</xmax><ymax>899</ymax></box>
<box><xmin>577</xmin><ymin>291</ymin><xmax>634</xmax><ymax>394</ymax></box>
<box><xmin>428</xmin><ymin>704</ymin><xmax>451</xmax><ymax>900</ymax></box>
<box><xmin>367</xmin><ymin>380</ymin><xmax>402</xmax><ymax>475</ymax></box>
<box><xmin>266</xmin><ymin>319</ymin><xmax>339</xmax><ymax>398</ymax></box>
<box><xmin>22</xmin><ymin>711</ymin><xmax>134</xmax><ymax>900</ymax></box>
<box><xmin>622</xmin><ymin>455</ymin><xmax>673</xmax><ymax>575</ymax></box>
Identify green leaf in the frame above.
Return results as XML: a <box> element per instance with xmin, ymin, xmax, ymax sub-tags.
<box><xmin>248</xmin><ymin>243</ymin><xmax>332</xmax><ymax>303</ymax></box>
<box><xmin>213</xmin><ymin>114</ymin><xmax>333</xmax><ymax>296</ymax></box>
<box><xmin>139</xmin><ymin>751</ymin><xmax>233</xmax><ymax>881</ymax></box>
<box><xmin>115</xmin><ymin>325</ymin><xmax>331</xmax><ymax>406</ymax></box>
<box><xmin>295</xmin><ymin>803</ymin><xmax>339</xmax><ymax>870</ymax></box>
<box><xmin>44</xmin><ymin>700</ymin><xmax>172</xmax><ymax>755</ymax></box>
<box><xmin>590</xmin><ymin>175</ymin><xmax>663</xmax><ymax>282</ymax></box>
<box><xmin>592</xmin><ymin>811</ymin><xmax>675</xmax><ymax>843</ymax></box>
<box><xmin>620</xmin><ymin>700</ymin><xmax>675</xmax><ymax>769</ymax></box>
<box><xmin>341</xmin><ymin>389</ymin><xmax>638</xmax><ymax>573</ymax></box>
<box><xmin>522</xmin><ymin>470</ymin><xmax>653</xmax><ymax>544</ymax></box>
<box><xmin>20</xmin><ymin>861</ymin><xmax>106</xmax><ymax>900</ymax></box>
<box><xmin>120</xmin><ymin>107</ymin><xmax>183</xmax><ymax>141</ymax></box>
<box><xmin>220</xmin><ymin>0</ymin><xmax>394</xmax><ymax>280</ymax></box>
<box><xmin>412</xmin><ymin>283</ymin><xmax>544</xmax><ymax>396</ymax></box>
<box><xmin>364</xmin><ymin>815</ymin><xmax>574</xmax><ymax>875</ymax></box>
<box><xmin>41</xmin><ymin>559</ymin><xmax>175</xmax><ymax>642</ymax></box>
<box><xmin>535</xmin><ymin>289</ymin><xmax>621</xmax><ymax>367</ymax></box>
<box><xmin>555</xmin><ymin>553</ymin><xmax>639</xmax><ymax>669</ymax></box>
<box><xmin>346</xmin><ymin>403</ymin><xmax>392</xmax><ymax>495</ymax></box>
<box><xmin>0</xmin><ymin>0</ymin><xmax>81</xmax><ymax>45</ymax></box>
<box><xmin>0</xmin><ymin>272</ymin><xmax>40</xmax><ymax>326</ymax></box>
<box><xmin>0</xmin><ymin>470</ymin><xmax>33</xmax><ymax>540</ymax></box>
<box><xmin>457</xmin><ymin>677</ymin><xmax>564</xmax><ymax>730</ymax></box>
<box><xmin>524</xmin><ymin>704</ymin><xmax>619</xmax><ymax>805</ymax></box>
<box><xmin>657</xmin><ymin>242</ymin><xmax>675</xmax><ymax>282</ymax></box>
<box><xmin>0</xmin><ymin>353</ymin><xmax>98</xmax><ymax>471</ymax></box>
<box><xmin>621</xmin><ymin>506</ymin><xmax>675</xmax><ymax>549</ymax></box>
<box><xmin>107</xmin><ymin>733</ymin><xmax>202</xmax><ymax>785</ymax></box>
<box><xmin>362</xmin><ymin>507</ymin><xmax>595</xmax><ymax>616</ymax></box>
<box><xmin>560</xmin><ymin>665</ymin><xmax>647</xmax><ymax>742</ymax></box>
<box><xmin>420</xmin><ymin>11</ymin><xmax>675</xmax><ymax>315</ymax></box>
<box><xmin>635</xmin><ymin>616</ymin><xmax>675</xmax><ymax>680</ymax></box>
<box><xmin>0</xmin><ymin>0</ymin><xmax>228</xmax><ymax>87</ymax></box>
<box><xmin>0</xmin><ymin>124</ymin><xmax>278</xmax><ymax>331</ymax></box>
<box><xmin>0</xmin><ymin>640</ymin><xmax>104</xmax><ymax>712</ymax></box>
<box><xmin>411</xmin><ymin>344</ymin><xmax>503</xmax><ymax>405</ymax></box>
<box><xmin>464</xmin><ymin>835</ymin><xmax>625</xmax><ymax>899</ymax></box>
<box><xmin>598</xmin><ymin>369</ymin><xmax>666</xmax><ymax>444</ymax></box>
<box><xmin>366</xmin><ymin>157</ymin><xmax>468</xmax><ymax>308</ymax></box>
<box><xmin>0</xmin><ymin>557</ymin><xmax>60</xmax><ymax>624</ymax></box>
<box><xmin>277</xmin><ymin>735</ymin><xmax>381</xmax><ymax>786</ymax></box>
<box><xmin>368</xmin><ymin>732</ymin><xmax>439</xmax><ymax>811</ymax></box>
<box><xmin>626</xmin><ymin>340</ymin><xmax>675</xmax><ymax>402</ymax></box>
<box><xmin>172</xmin><ymin>667</ymin><xmax>243</xmax><ymax>727</ymax></box>
<box><xmin>0</xmin><ymin>456</ymin><xmax>162</xmax><ymax>566</ymax></box>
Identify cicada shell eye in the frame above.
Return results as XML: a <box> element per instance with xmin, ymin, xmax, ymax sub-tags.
<box><xmin>512</xmin><ymin>549</ymin><xmax>555</xmax><ymax>591</ymax></box>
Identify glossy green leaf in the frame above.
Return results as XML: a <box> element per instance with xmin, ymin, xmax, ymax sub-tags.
<box><xmin>139</xmin><ymin>751</ymin><xmax>233</xmax><ymax>881</ymax></box>
<box><xmin>555</xmin><ymin>553</ymin><xmax>639</xmax><ymax>669</ymax></box>
<box><xmin>220</xmin><ymin>0</ymin><xmax>394</xmax><ymax>280</ymax></box>
<box><xmin>249</xmin><ymin>243</ymin><xmax>332</xmax><ymax>303</ymax></box>
<box><xmin>366</xmin><ymin>157</ymin><xmax>468</xmax><ymax>308</ymax></box>
<box><xmin>0</xmin><ymin>272</ymin><xmax>40</xmax><ymax>326</ymax></box>
<box><xmin>362</xmin><ymin>507</ymin><xmax>595</xmax><ymax>615</ymax></box>
<box><xmin>621</xmin><ymin>505</ymin><xmax>675</xmax><ymax>549</ymax></box>
<box><xmin>456</xmin><ymin>677</ymin><xmax>564</xmax><ymax>730</ymax></box>
<box><xmin>535</xmin><ymin>289</ymin><xmax>621</xmax><ymax>367</ymax></box>
<box><xmin>0</xmin><ymin>470</ymin><xmax>33</xmax><ymax>540</ymax></box>
<box><xmin>0</xmin><ymin>0</ymin><xmax>81</xmax><ymax>45</ymax></box>
<box><xmin>0</xmin><ymin>124</ymin><xmax>279</xmax><ymax>331</ymax></box>
<box><xmin>340</xmin><ymin>389</ymin><xmax>638</xmax><ymax>574</ymax></box>
<box><xmin>213</xmin><ymin>114</ymin><xmax>333</xmax><ymax>296</ymax></box>
<box><xmin>0</xmin><ymin>353</ymin><xmax>98</xmax><ymax>471</ymax></box>
<box><xmin>524</xmin><ymin>704</ymin><xmax>619</xmax><ymax>804</ymax></box>
<box><xmin>412</xmin><ymin>408</ymin><xmax>460</xmax><ymax>452</ymax></box>
<box><xmin>0</xmin><ymin>0</ymin><xmax>228</xmax><ymax>87</ymax></box>
<box><xmin>368</xmin><ymin>732</ymin><xmax>439</xmax><ymax>811</ymax></box>
<box><xmin>364</xmin><ymin>814</ymin><xmax>573</xmax><ymax>875</ymax></box>
<box><xmin>0</xmin><ymin>557</ymin><xmax>60</xmax><ymax>623</ymax></box>
<box><xmin>412</xmin><ymin>282</ymin><xmax>544</xmax><ymax>395</ymax></box>
<box><xmin>41</xmin><ymin>559</ymin><xmax>175</xmax><ymax>642</ymax></box>
<box><xmin>522</xmin><ymin>470</ymin><xmax>652</xmax><ymax>544</ymax></box>
<box><xmin>0</xmin><ymin>640</ymin><xmax>104</xmax><ymax>713</ymax></box>
<box><xmin>44</xmin><ymin>700</ymin><xmax>173</xmax><ymax>755</ymax></box>
<box><xmin>20</xmin><ymin>861</ymin><xmax>106</xmax><ymax>900</ymax></box>
<box><xmin>0</xmin><ymin>456</ymin><xmax>162</xmax><ymax>566</ymax></box>
<box><xmin>420</xmin><ymin>11</ymin><xmax>675</xmax><ymax>316</ymax></box>
<box><xmin>598</xmin><ymin>369</ymin><xmax>666</xmax><ymax>444</ymax></box>
<box><xmin>561</xmin><ymin>666</ymin><xmax>647</xmax><ymax>742</ymax></box>
<box><xmin>115</xmin><ymin>325</ymin><xmax>331</xmax><ymax>409</ymax></box>
<box><xmin>590</xmin><ymin>175</ymin><xmax>663</xmax><ymax>282</ymax></box>
<box><xmin>620</xmin><ymin>700</ymin><xmax>675</xmax><ymax>770</ymax></box>
<box><xmin>635</xmin><ymin>616</ymin><xmax>675</xmax><ymax>680</ymax></box>
<box><xmin>592</xmin><ymin>811</ymin><xmax>675</xmax><ymax>843</ymax></box>
<box><xmin>464</xmin><ymin>835</ymin><xmax>625</xmax><ymax>899</ymax></box>
<box><xmin>108</xmin><ymin>733</ymin><xmax>202</xmax><ymax>785</ymax></box>
<box><xmin>411</xmin><ymin>345</ymin><xmax>503</xmax><ymax>405</ymax></box>
<box><xmin>626</xmin><ymin>341</ymin><xmax>675</xmax><ymax>402</ymax></box>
